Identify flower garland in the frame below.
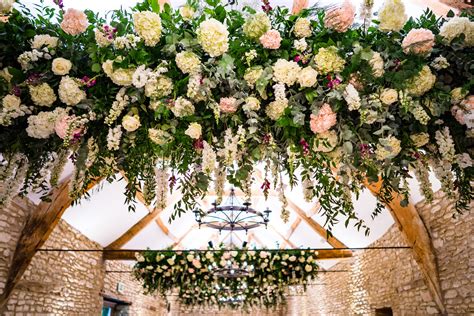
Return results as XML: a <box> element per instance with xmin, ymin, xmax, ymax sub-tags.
<box><xmin>0</xmin><ymin>1</ymin><xmax>472</xmax><ymax>234</ymax></box>
<box><xmin>134</xmin><ymin>248</ymin><xmax>319</xmax><ymax>309</ymax></box>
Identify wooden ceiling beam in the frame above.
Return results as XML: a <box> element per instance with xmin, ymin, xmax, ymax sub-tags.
<box><xmin>103</xmin><ymin>248</ymin><xmax>353</xmax><ymax>261</ymax></box>
<box><xmin>0</xmin><ymin>177</ymin><xmax>100</xmax><ymax>311</ymax></box>
<box><xmin>365</xmin><ymin>179</ymin><xmax>446</xmax><ymax>314</ymax></box>
<box><xmin>286</xmin><ymin>198</ymin><xmax>348</xmax><ymax>249</ymax></box>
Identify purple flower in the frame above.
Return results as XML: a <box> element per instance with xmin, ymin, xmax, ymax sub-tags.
<box><xmin>299</xmin><ymin>138</ymin><xmax>310</xmax><ymax>156</ymax></box>
<box><xmin>54</xmin><ymin>0</ymin><xmax>64</xmax><ymax>9</ymax></box>
<box><xmin>12</xmin><ymin>86</ymin><xmax>21</xmax><ymax>97</ymax></box>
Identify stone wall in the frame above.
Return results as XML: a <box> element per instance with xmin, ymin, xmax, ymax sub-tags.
<box><xmin>103</xmin><ymin>261</ymin><xmax>165</xmax><ymax>315</ymax></box>
<box><xmin>0</xmin><ymin>197</ymin><xmax>165</xmax><ymax>315</ymax></box>
<box><xmin>299</xmin><ymin>191</ymin><xmax>473</xmax><ymax>315</ymax></box>
<box><xmin>1</xmin><ymin>197</ymin><xmax>105</xmax><ymax>315</ymax></box>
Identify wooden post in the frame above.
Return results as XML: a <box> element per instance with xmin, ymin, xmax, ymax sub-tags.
<box><xmin>365</xmin><ymin>179</ymin><xmax>446</xmax><ymax>315</ymax></box>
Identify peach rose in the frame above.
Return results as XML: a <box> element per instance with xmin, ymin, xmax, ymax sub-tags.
<box><xmin>324</xmin><ymin>0</ymin><xmax>355</xmax><ymax>33</ymax></box>
<box><xmin>310</xmin><ymin>103</ymin><xmax>337</xmax><ymax>134</ymax></box>
<box><xmin>259</xmin><ymin>29</ymin><xmax>281</xmax><ymax>49</ymax></box>
<box><xmin>219</xmin><ymin>97</ymin><xmax>238</xmax><ymax>113</ymax></box>
<box><xmin>61</xmin><ymin>9</ymin><xmax>89</xmax><ymax>36</ymax></box>
<box><xmin>402</xmin><ymin>28</ymin><xmax>435</xmax><ymax>55</ymax></box>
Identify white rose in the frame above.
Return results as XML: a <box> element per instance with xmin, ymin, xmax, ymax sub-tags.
<box><xmin>185</xmin><ymin>122</ymin><xmax>202</xmax><ymax>139</ymax></box>
<box><xmin>52</xmin><ymin>58</ymin><xmax>72</xmax><ymax>76</ymax></box>
<box><xmin>305</xmin><ymin>264</ymin><xmax>313</xmax><ymax>272</ymax></box>
<box><xmin>121</xmin><ymin>114</ymin><xmax>141</xmax><ymax>132</ymax></box>
<box><xmin>179</xmin><ymin>5</ymin><xmax>195</xmax><ymax>21</ymax></box>
<box><xmin>380</xmin><ymin>88</ymin><xmax>398</xmax><ymax>105</ymax></box>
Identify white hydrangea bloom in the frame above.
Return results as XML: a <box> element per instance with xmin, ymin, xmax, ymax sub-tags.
<box><xmin>133</xmin><ymin>11</ymin><xmax>162</xmax><ymax>46</ymax></box>
<box><xmin>58</xmin><ymin>76</ymin><xmax>86</xmax><ymax>106</ymax></box>
<box><xmin>272</xmin><ymin>59</ymin><xmax>301</xmax><ymax>86</ymax></box>
<box><xmin>343</xmin><ymin>84</ymin><xmax>361</xmax><ymax>111</ymax></box>
<box><xmin>196</xmin><ymin>18</ymin><xmax>229</xmax><ymax>57</ymax></box>
<box><xmin>26</xmin><ymin>108</ymin><xmax>67</xmax><ymax>139</ymax></box>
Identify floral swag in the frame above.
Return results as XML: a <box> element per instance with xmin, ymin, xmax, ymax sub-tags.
<box><xmin>134</xmin><ymin>248</ymin><xmax>320</xmax><ymax>309</ymax></box>
<box><xmin>0</xmin><ymin>0</ymin><xmax>472</xmax><ymax>237</ymax></box>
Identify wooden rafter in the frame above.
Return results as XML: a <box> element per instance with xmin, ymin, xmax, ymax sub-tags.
<box><xmin>365</xmin><ymin>179</ymin><xmax>446</xmax><ymax>314</ymax></box>
<box><xmin>172</xmin><ymin>225</ymin><xmax>198</xmax><ymax>249</ymax></box>
<box><xmin>103</xmin><ymin>248</ymin><xmax>353</xmax><ymax>261</ymax></box>
<box><xmin>280</xmin><ymin>218</ymin><xmax>302</xmax><ymax>249</ymax></box>
<box><xmin>269</xmin><ymin>224</ymin><xmax>298</xmax><ymax>249</ymax></box>
<box><xmin>286</xmin><ymin>198</ymin><xmax>347</xmax><ymax>249</ymax></box>
<box><xmin>0</xmin><ymin>177</ymin><xmax>100</xmax><ymax>311</ymax></box>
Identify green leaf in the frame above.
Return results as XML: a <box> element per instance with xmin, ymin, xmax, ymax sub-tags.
<box><xmin>91</xmin><ymin>63</ymin><xmax>101</xmax><ymax>73</ymax></box>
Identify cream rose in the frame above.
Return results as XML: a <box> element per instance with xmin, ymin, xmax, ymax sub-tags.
<box><xmin>122</xmin><ymin>114</ymin><xmax>141</xmax><ymax>132</ymax></box>
<box><xmin>380</xmin><ymin>88</ymin><xmax>398</xmax><ymax>105</ymax></box>
<box><xmin>52</xmin><ymin>58</ymin><xmax>72</xmax><ymax>76</ymax></box>
<box><xmin>298</xmin><ymin>67</ymin><xmax>318</xmax><ymax>87</ymax></box>
<box><xmin>185</xmin><ymin>122</ymin><xmax>202</xmax><ymax>139</ymax></box>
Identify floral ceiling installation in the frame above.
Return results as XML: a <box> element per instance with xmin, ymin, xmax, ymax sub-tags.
<box><xmin>0</xmin><ymin>0</ymin><xmax>472</xmax><ymax>235</ymax></box>
<box><xmin>134</xmin><ymin>248</ymin><xmax>320</xmax><ymax>309</ymax></box>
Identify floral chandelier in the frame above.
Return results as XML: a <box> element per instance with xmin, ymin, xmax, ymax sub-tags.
<box><xmin>193</xmin><ymin>188</ymin><xmax>271</xmax><ymax>232</ymax></box>
<box><xmin>134</xmin><ymin>248</ymin><xmax>319</xmax><ymax>309</ymax></box>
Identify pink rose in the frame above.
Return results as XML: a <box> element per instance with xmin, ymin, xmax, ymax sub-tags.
<box><xmin>61</xmin><ymin>9</ymin><xmax>89</xmax><ymax>36</ymax></box>
<box><xmin>310</xmin><ymin>103</ymin><xmax>337</xmax><ymax>134</ymax></box>
<box><xmin>402</xmin><ymin>28</ymin><xmax>435</xmax><ymax>55</ymax></box>
<box><xmin>452</xmin><ymin>95</ymin><xmax>474</xmax><ymax>126</ymax></box>
<box><xmin>192</xmin><ymin>258</ymin><xmax>202</xmax><ymax>269</ymax></box>
<box><xmin>219</xmin><ymin>97</ymin><xmax>238</xmax><ymax>113</ymax></box>
<box><xmin>324</xmin><ymin>0</ymin><xmax>355</xmax><ymax>33</ymax></box>
<box><xmin>259</xmin><ymin>30</ymin><xmax>281</xmax><ymax>50</ymax></box>
<box><xmin>55</xmin><ymin>115</ymin><xmax>83</xmax><ymax>140</ymax></box>
<box><xmin>222</xmin><ymin>252</ymin><xmax>231</xmax><ymax>260</ymax></box>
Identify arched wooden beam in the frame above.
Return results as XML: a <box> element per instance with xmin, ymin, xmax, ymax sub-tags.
<box><xmin>0</xmin><ymin>177</ymin><xmax>100</xmax><ymax>311</ymax></box>
<box><xmin>365</xmin><ymin>179</ymin><xmax>446</xmax><ymax>315</ymax></box>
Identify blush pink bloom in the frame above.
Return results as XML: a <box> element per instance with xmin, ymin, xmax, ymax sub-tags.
<box><xmin>192</xmin><ymin>258</ymin><xmax>202</xmax><ymax>269</ymax></box>
<box><xmin>452</xmin><ymin>95</ymin><xmax>474</xmax><ymax>125</ymax></box>
<box><xmin>310</xmin><ymin>103</ymin><xmax>337</xmax><ymax>134</ymax></box>
<box><xmin>55</xmin><ymin>115</ymin><xmax>83</xmax><ymax>140</ymax></box>
<box><xmin>292</xmin><ymin>0</ymin><xmax>308</xmax><ymax>14</ymax></box>
<box><xmin>219</xmin><ymin>97</ymin><xmax>238</xmax><ymax>113</ymax></box>
<box><xmin>324</xmin><ymin>0</ymin><xmax>355</xmax><ymax>33</ymax></box>
<box><xmin>402</xmin><ymin>28</ymin><xmax>435</xmax><ymax>54</ymax></box>
<box><xmin>259</xmin><ymin>29</ymin><xmax>282</xmax><ymax>49</ymax></box>
<box><xmin>61</xmin><ymin>8</ymin><xmax>89</xmax><ymax>36</ymax></box>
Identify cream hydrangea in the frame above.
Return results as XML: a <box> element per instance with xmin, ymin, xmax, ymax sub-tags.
<box><xmin>29</xmin><ymin>83</ymin><xmax>57</xmax><ymax>107</ymax></box>
<box><xmin>378</xmin><ymin>0</ymin><xmax>407</xmax><ymax>32</ymax></box>
<box><xmin>343</xmin><ymin>84</ymin><xmax>361</xmax><ymax>111</ymax></box>
<box><xmin>266</xmin><ymin>99</ymin><xmax>288</xmax><ymax>120</ymax></box>
<box><xmin>122</xmin><ymin>114</ymin><xmax>141</xmax><ymax>132</ymax></box>
<box><xmin>369</xmin><ymin>52</ymin><xmax>384</xmax><ymax>78</ymax></box>
<box><xmin>110</xmin><ymin>68</ymin><xmax>135</xmax><ymax>86</ymax></box>
<box><xmin>149</xmin><ymin>128</ymin><xmax>172</xmax><ymax>145</ymax></box>
<box><xmin>52</xmin><ymin>57</ymin><xmax>72</xmax><ymax>76</ymax></box>
<box><xmin>375</xmin><ymin>135</ymin><xmax>402</xmax><ymax>160</ymax></box>
<box><xmin>294</xmin><ymin>38</ymin><xmax>308</xmax><ymax>52</ymax></box>
<box><xmin>243</xmin><ymin>96</ymin><xmax>260</xmax><ymax>112</ymax></box>
<box><xmin>380</xmin><ymin>88</ymin><xmax>398</xmax><ymax>105</ymax></box>
<box><xmin>410</xmin><ymin>132</ymin><xmax>430</xmax><ymax>147</ymax></box>
<box><xmin>175</xmin><ymin>51</ymin><xmax>201</xmax><ymax>74</ymax></box>
<box><xmin>272</xmin><ymin>59</ymin><xmax>301</xmax><ymax>86</ymax></box>
<box><xmin>298</xmin><ymin>67</ymin><xmax>318</xmax><ymax>87</ymax></box>
<box><xmin>0</xmin><ymin>0</ymin><xmax>14</xmax><ymax>13</ymax></box>
<box><xmin>31</xmin><ymin>34</ymin><xmax>59</xmax><ymax>50</ymax></box>
<box><xmin>196</xmin><ymin>18</ymin><xmax>229</xmax><ymax>57</ymax></box>
<box><xmin>439</xmin><ymin>17</ymin><xmax>474</xmax><ymax>46</ymax></box>
<box><xmin>171</xmin><ymin>97</ymin><xmax>195</xmax><ymax>117</ymax></box>
<box><xmin>133</xmin><ymin>11</ymin><xmax>162</xmax><ymax>46</ymax></box>
<box><xmin>145</xmin><ymin>75</ymin><xmax>173</xmax><ymax>98</ymax></box>
<box><xmin>244</xmin><ymin>66</ymin><xmax>263</xmax><ymax>87</ymax></box>
<box><xmin>243</xmin><ymin>13</ymin><xmax>271</xmax><ymax>40</ymax></box>
<box><xmin>58</xmin><ymin>76</ymin><xmax>86</xmax><ymax>106</ymax></box>
<box><xmin>26</xmin><ymin>108</ymin><xmax>67</xmax><ymax>139</ymax></box>
<box><xmin>185</xmin><ymin>122</ymin><xmax>202</xmax><ymax>139</ymax></box>
<box><xmin>314</xmin><ymin>46</ymin><xmax>345</xmax><ymax>75</ymax></box>
<box><xmin>294</xmin><ymin>18</ymin><xmax>312</xmax><ymax>38</ymax></box>
<box><xmin>95</xmin><ymin>28</ymin><xmax>113</xmax><ymax>48</ymax></box>
<box><xmin>313</xmin><ymin>130</ymin><xmax>338</xmax><ymax>152</ymax></box>
<box><xmin>406</xmin><ymin>65</ymin><xmax>436</xmax><ymax>96</ymax></box>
